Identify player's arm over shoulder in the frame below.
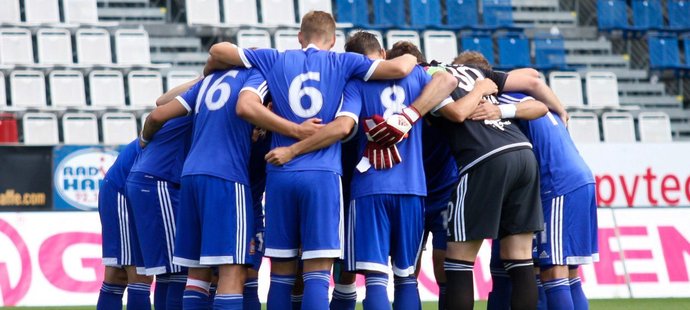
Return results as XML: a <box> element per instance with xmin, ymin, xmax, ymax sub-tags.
<box><xmin>369</xmin><ymin>54</ymin><xmax>419</xmax><ymax>80</ymax></box>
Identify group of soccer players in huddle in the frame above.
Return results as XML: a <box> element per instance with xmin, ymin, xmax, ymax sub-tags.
<box><xmin>96</xmin><ymin>10</ymin><xmax>598</xmax><ymax>310</ymax></box>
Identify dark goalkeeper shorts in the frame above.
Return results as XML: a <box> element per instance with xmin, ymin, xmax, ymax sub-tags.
<box><xmin>448</xmin><ymin>148</ymin><xmax>543</xmax><ymax>242</ymax></box>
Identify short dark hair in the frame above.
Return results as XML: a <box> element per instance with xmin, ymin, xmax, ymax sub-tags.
<box><xmin>300</xmin><ymin>11</ymin><xmax>336</xmax><ymax>43</ymax></box>
<box><xmin>344</xmin><ymin>31</ymin><xmax>382</xmax><ymax>55</ymax></box>
<box><xmin>387</xmin><ymin>41</ymin><xmax>425</xmax><ymax>63</ymax></box>
<box><xmin>453</xmin><ymin>51</ymin><xmax>492</xmax><ymax>71</ymax></box>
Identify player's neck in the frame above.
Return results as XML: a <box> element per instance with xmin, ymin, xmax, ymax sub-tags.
<box><xmin>302</xmin><ymin>41</ymin><xmax>330</xmax><ymax>51</ymax></box>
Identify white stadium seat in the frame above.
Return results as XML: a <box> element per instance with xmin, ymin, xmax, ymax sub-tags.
<box><xmin>115</xmin><ymin>29</ymin><xmax>152</xmax><ymax>65</ymax></box>
<box><xmin>76</xmin><ymin>28</ymin><xmax>113</xmax><ymax>65</ymax></box>
<box><xmin>0</xmin><ymin>28</ymin><xmax>34</xmax><ymax>65</ymax></box>
<box><xmin>25</xmin><ymin>0</ymin><xmax>60</xmax><ymax>24</ymax></box>
<box><xmin>63</xmin><ymin>0</ymin><xmax>100</xmax><ymax>24</ymax></box>
<box><xmin>0</xmin><ymin>72</ymin><xmax>5</xmax><ymax>107</ymax></box>
<box><xmin>274</xmin><ymin>29</ymin><xmax>301</xmax><ymax>51</ymax></box>
<box><xmin>102</xmin><ymin>112</ymin><xmax>137</xmax><ymax>145</ymax></box>
<box><xmin>386</xmin><ymin>30</ymin><xmax>421</xmax><ymax>50</ymax></box>
<box><xmin>548</xmin><ymin>71</ymin><xmax>584</xmax><ymax>108</ymax></box>
<box><xmin>10</xmin><ymin>70</ymin><xmax>46</xmax><ymax>108</ymax></box>
<box><xmin>185</xmin><ymin>0</ymin><xmax>221</xmax><ymax>26</ymax></box>
<box><xmin>166</xmin><ymin>71</ymin><xmax>199</xmax><ymax>91</ymax></box>
<box><xmin>568</xmin><ymin>112</ymin><xmax>600</xmax><ymax>143</ymax></box>
<box><xmin>261</xmin><ymin>0</ymin><xmax>297</xmax><ymax>25</ymax></box>
<box><xmin>89</xmin><ymin>70</ymin><xmax>126</xmax><ymax>108</ymax></box>
<box><xmin>23</xmin><ymin>112</ymin><xmax>59</xmax><ymax>145</ymax></box>
<box><xmin>423</xmin><ymin>30</ymin><xmax>458</xmax><ymax>64</ymax></box>
<box><xmin>223</xmin><ymin>0</ymin><xmax>259</xmax><ymax>26</ymax></box>
<box><xmin>49</xmin><ymin>70</ymin><xmax>86</xmax><ymax>108</ymax></box>
<box><xmin>37</xmin><ymin>28</ymin><xmax>74</xmax><ymax>65</ymax></box>
<box><xmin>348</xmin><ymin>30</ymin><xmax>384</xmax><ymax>48</ymax></box>
<box><xmin>62</xmin><ymin>112</ymin><xmax>99</xmax><ymax>144</ymax></box>
<box><xmin>0</xmin><ymin>0</ymin><xmax>21</xmax><ymax>24</ymax></box>
<box><xmin>586</xmin><ymin>71</ymin><xmax>620</xmax><ymax>108</ymax></box>
<box><xmin>333</xmin><ymin>30</ymin><xmax>346</xmax><ymax>53</ymax></box>
<box><xmin>602</xmin><ymin>112</ymin><xmax>635</xmax><ymax>143</ymax></box>
<box><xmin>298</xmin><ymin>0</ymin><xmax>332</xmax><ymax>21</ymax></box>
<box><xmin>237</xmin><ymin>29</ymin><xmax>272</xmax><ymax>49</ymax></box>
<box><xmin>638</xmin><ymin>112</ymin><xmax>672</xmax><ymax>143</ymax></box>
<box><xmin>127</xmin><ymin>70</ymin><xmax>163</xmax><ymax>108</ymax></box>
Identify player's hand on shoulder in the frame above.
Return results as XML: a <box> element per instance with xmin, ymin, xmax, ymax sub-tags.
<box><xmin>365</xmin><ymin>110</ymin><xmax>419</xmax><ymax>148</ymax></box>
<box><xmin>297</xmin><ymin>118</ymin><xmax>324</xmax><ymax>140</ymax></box>
<box><xmin>475</xmin><ymin>78</ymin><xmax>498</xmax><ymax>96</ymax></box>
<box><xmin>265</xmin><ymin>146</ymin><xmax>297</xmax><ymax>166</ymax></box>
<box><xmin>469</xmin><ymin>99</ymin><xmax>501</xmax><ymax>121</ymax></box>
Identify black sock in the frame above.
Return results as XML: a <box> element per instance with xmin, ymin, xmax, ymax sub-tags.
<box><xmin>444</xmin><ymin>258</ymin><xmax>475</xmax><ymax>310</ymax></box>
<box><xmin>437</xmin><ymin>282</ymin><xmax>446</xmax><ymax>310</ymax></box>
<box><xmin>504</xmin><ymin>259</ymin><xmax>538</xmax><ymax>310</ymax></box>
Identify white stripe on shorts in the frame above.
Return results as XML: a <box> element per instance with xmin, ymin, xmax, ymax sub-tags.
<box><xmin>157</xmin><ymin>181</ymin><xmax>179</xmax><ymax>273</ymax></box>
<box><xmin>338</xmin><ymin>176</ymin><xmax>344</xmax><ymax>260</ymax></box>
<box><xmin>453</xmin><ymin>174</ymin><xmax>468</xmax><ymax>241</ymax></box>
<box><xmin>550</xmin><ymin>195</ymin><xmax>564</xmax><ymax>265</ymax></box>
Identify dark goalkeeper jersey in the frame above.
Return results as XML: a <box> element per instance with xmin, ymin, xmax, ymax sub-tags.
<box><xmin>429</xmin><ymin>63</ymin><xmax>532</xmax><ymax>176</ymax></box>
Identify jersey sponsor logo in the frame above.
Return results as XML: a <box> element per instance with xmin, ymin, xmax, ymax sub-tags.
<box><xmin>54</xmin><ymin>148</ymin><xmax>118</xmax><ymax>211</ymax></box>
<box><xmin>483</xmin><ymin>119</ymin><xmax>512</xmax><ymax>131</ymax></box>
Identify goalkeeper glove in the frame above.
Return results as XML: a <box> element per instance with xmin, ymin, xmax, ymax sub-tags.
<box><xmin>364</xmin><ymin>142</ymin><xmax>402</xmax><ymax>170</ymax></box>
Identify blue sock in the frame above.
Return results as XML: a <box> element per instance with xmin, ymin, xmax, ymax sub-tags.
<box><xmin>214</xmin><ymin>294</ymin><xmax>243</xmax><ymax>310</ymax></box>
<box><xmin>291</xmin><ymin>294</ymin><xmax>303</xmax><ymax>309</ymax></box>
<box><xmin>537</xmin><ymin>277</ymin><xmax>547</xmax><ymax>310</ymax></box>
<box><xmin>363</xmin><ymin>273</ymin><xmax>390</xmax><ymax>310</ymax></box>
<box><xmin>155</xmin><ymin>275</ymin><xmax>170</xmax><ymax>310</ymax></box>
<box><xmin>243</xmin><ymin>279</ymin><xmax>260</xmax><ymax>310</ymax></box>
<box><xmin>487</xmin><ymin>269</ymin><xmax>511</xmax><ymax>310</ymax></box>
<box><xmin>126</xmin><ymin>283</ymin><xmax>152</xmax><ymax>310</ymax></box>
<box><xmin>182</xmin><ymin>290</ymin><xmax>212</xmax><ymax>310</ymax></box>
<box><xmin>96</xmin><ymin>282</ymin><xmax>125</xmax><ymax>310</ymax></box>
<box><xmin>543</xmin><ymin>278</ymin><xmax>574</xmax><ymax>310</ymax></box>
<box><xmin>330</xmin><ymin>283</ymin><xmax>357</xmax><ymax>310</ymax></box>
<box><xmin>437</xmin><ymin>283</ymin><xmax>446</xmax><ymax>310</ymax></box>
<box><xmin>167</xmin><ymin>273</ymin><xmax>187</xmax><ymax>310</ymax></box>
<box><xmin>570</xmin><ymin>277</ymin><xmax>589</xmax><ymax>310</ymax></box>
<box><xmin>267</xmin><ymin>274</ymin><xmax>295</xmax><ymax>310</ymax></box>
<box><xmin>302</xmin><ymin>270</ymin><xmax>330</xmax><ymax>310</ymax></box>
<box><xmin>393</xmin><ymin>276</ymin><xmax>420</xmax><ymax>310</ymax></box>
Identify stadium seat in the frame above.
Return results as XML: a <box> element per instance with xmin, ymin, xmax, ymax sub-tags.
<box><xmin>0</xmin><ymin>112</ymin><xmax>18</xmax><ymax>143</ymax></box>
<box><xmin>460</xmin><ymin>32</ymin><xmax>495</xmax><ymax>65</ymax></box>
<box><xmin>496</xmin><ymin>32</ymin><xmax>530</xmax><ymax>69</ymax></box>
<box><xmin>423</xmin><ymin>30</ymin><xmax>458</xmax><ymax>64</ymax></box>
<box><xmin>22</xmin><ymin>112</ymin><xmax>59</xmax><ymax>145</ymax></box>
<box><xmin>24</xmin><ymin>0</ymin><xmax>60</xmax><ymax>24</ymax></box>
<box><xmin>630</xmin><ymin>0</ymin><xmax>663</xmax><ymax>31</ymax></box>
<box><xmin>410</xmin><ymin>0</ymin><xmax>442</xmax><ymax>28</ymax></box>
<box><xmin>333</xmin><ymin>30</ymin><xmax>346</xmax><ymax>52</ymax></box>
<box><xmin>89</xmin><ymin>70</ymin><xmax>126</xmax><ymax>108</ymax></box>
<box><xmin>115</xmin><ymin>29</ymin><xmax>151</xmax><ymax>65</ymax></box>
<box><xmin>0</xmin><ymin>72</ymin><xmax>6</xmax><ymax>108</ymax></box>
<box><xmin>102</xmin><ymin>112</ymin><xmax>137</xmax><ymax>145</ymax></box>
<box><xmin>446</xmin><ymin>0</ymin><xmax>480</xmax><ymax>29</ymax></box>
<box><xmin>534</xmin><ymin>34</ymin><xmax>567</xmax><ymax>70</ymax></box>
<box><xmin>166</xmin><ymin>71</ymin><xmax>198</xmax><ymax>91</ymax></box>
<box><xmin>0</xmin><ymin>0</ymin><xmax>21</xmax><ymax>24</ymax></box>
<box><xmin>36</xmin><ymin>28</ymin><xmax>73</xmax><ymax>65</ymax></box>
<box><xmin>237</xmin><ymin>29</ymin><xmax>272</xmax><ymax>49</ymax></box>
<box><xmin>63</xmin><ymin>0</ymin><xmax>104</xmax><ymax>25</ymax></box>
<box><xmin>224</xmin><ymin>0</ymin><xmax>259</xmax><ymax>26</ymax></box>
<box><xmin>274</xmin><ymin>29</ymin><xmax>301</xmax><ymax>51</ymax></box>
<box><xmin>127</xmin><ymin>71</ymin><xmax>163</xmax><ymax>108</ymax></box>
<box><xmin>334</xmin><ymin>0</ymin><xmax>369</xmax><ymax>27</ymax></box>
<box><xmin>10</xmin><ymin>70</ymin><xmax>46</xmax><ymax>109</ymax></box>
<box><xmin>602</xmin><ymin>112</ymin><xmax>635</xmax><ymax>142</ymax></box>
<box><xmin>62</xmin><ymin>112</ymin><xmax>99</xmax><ymax>144</ymax></box>
<box><xmin>638</xmin><ymin>111</ymin><xmax>672</xmax><ymax>142</ymax></box>
<box><xmin>0</xmin><ymin>28</ymin><xmax>34</xmax><ymax>65</ymax></box>
<box><xmin>373</xmin><ymin>0</ymin><xmax>406</xmax><ymax>28</ymax></box>
<box><xmin>684</xmin><ymin>34</ymin><xmax>690</xmax><ymax>66</ymax></box>
<box><xmin>667</xmin><ymin>0</ymin><xmax>690</xmax><ymax>31</ymax></box>
<box><xmin>260</xmin><ymin>0</ymin><xmax>297</xmax><ymax>25</ymax></box>
<box><xmin>185</xmin><ymin>0</ymin><xmax>221</xmax><ymax>26</ymax></box>
<box><xmin>548</xmin><ymin>71</ymin><xmax>584</xmax><ymax>108</ymax></box>
<box><xmin>386</xmin><ymin>30</ymin><xmax>421</xmax><ymax>50</ymax></box>
<box><xmin>298</xmin><ymin>0</ymin><xmax>333</xmax><ymax>21</ymax></box>
<box><xmin>76</xmin><ymin>28</ymin><xmax>113</xmax><ymax>65</ymax></box>
<box><xmin>482</xmin><ymin>0</ymin><xmax>516</xmax><ymax>29</ymax></box>
<box><xmin>49</xmin><ymin>70</ymin><xmax>86</xmax><ymax>108</ymax></box>
<box><xmin>597</xmin><ymin>0</ymin><xmax>630</xmax><ymax>31</ymax></box>
<box><xmin>567</xmin><ymin>112</ymin><xmax>600</xmax><ymax>143</ymax></box>
<box><xmin>647</xmin><ymin>34</ymin><xmax>683</xmax><ymax>70</ymax></box>
<box><xmin>585</xmin><ymin>71</ymin><xmax>620</xmax><ymax>108</ymax></box>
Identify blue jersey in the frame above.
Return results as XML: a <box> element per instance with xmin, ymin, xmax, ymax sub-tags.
<box><xmin>249</xmin><ymin>131</ymin><xmax>271</xmax><ymax>232</ymax></box>
<box><xmin>176</xmin><ymin>68</ymin><xmax>268</xmax><ymax>185</ymax></box>
<box><xmin>421</xmin><ymin>119</ymin><xmax>458</xmax><ymax>200</ymax></box>
<box><xmin>104</xmin><ymin>139</ymin><xmax>141</xmax><ymax>192</ymax></box>
<box><xmin>346</xmin><ymin>65</ymin><xmax>429</xmax><ymax>199</ymax></box>
<box><xmin>130</xmin><ymin>116</ymin><xmax>193</xmax><ymax>184</ymax></box>
<box><xmin>239</xmin><ymin>45</ymin><xmax>380</xmax><ymax>174</ymax></box>
<box><xmin>499</xmin><ymin>92</ymin><xmax>595</xmax><ymax>200</ymax></box>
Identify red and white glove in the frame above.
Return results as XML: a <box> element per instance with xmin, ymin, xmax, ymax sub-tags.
<box><xmin>367</xmin><ymin>107</ymin><xmax>421</xmax><ymax>147</ymax></box>
<box><xmin>364</xmin><ymin>142</ymin><xmax>402</xmax><ymax>170</ymax></box>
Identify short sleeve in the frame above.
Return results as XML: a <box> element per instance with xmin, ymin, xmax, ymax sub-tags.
<box><xmin>337</xmin><ymin>80</ymin><xmax>362</xmax><ymax>123</ymax></box>
<box><xmin>238</xmin><ymin>48</ymin><xmax>279</xmax><ymax>74</ymax></box>
<box><xmin>420</xmin><ymin>66</ymin><xmax>453</xmax><ymax>114</ymax></box>
<box><xmin>498</xmin><ymin>92</ymin><xmax>534</xmax><ymax>105</ymax></box>
<box><xmin>240</xmin><ymin>69</ymin><xmax>269</xmax><ymax>103</ymax></box>
<box><xmin>339</xmin><ymin>52</ymin><xmax>381</xmax><ymax>82</ymax></box>
<box><xmin>485</xmin><ymin>69</ymin><xmax>508</xmax><ymax>93</ymax></box>
<box><xmin>175</xmin><ymin>79</ymin><xmax>205</xmax><ymax>114</ymax></box>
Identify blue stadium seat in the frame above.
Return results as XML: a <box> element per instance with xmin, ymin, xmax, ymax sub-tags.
<box><xmin>460</xmin><ymin>32</ymin><xmax>495</xmax><ymax>64</ymax></box>
<box><xmin>667</xmin><ymin>0</ymin><xmax>690</xmax><ymax>31</ymax></box>
<box><xmin>684</xmin><ymin>35</ymin><xmax>690</xmax><ymax>66</ymax></box>
<box><xmin>446</xmin><ymin>0</ymin><xmax>480</xmax><ymax>29</ymax></box>
<box><xmin>647</xmin><ymin>34</ymin><xmax>683</xmax><ymax>70</ymax></box>
<box><xmin>496</xmin><ymin>32</ymin><xmax>530</xmax><ymax>69</ymax></box>
<box><xmin>631</xmin><ymin>0</ymin><xmax>663</xmax><ymax>31</ymax></box>
<box><xmin>335</xmin><ymin>0</ymin><xmax>369</xmax><ymax>27</ymax></box>
<box><xmin>409</xmin><ymin>0</ymin><xmax>442</xmax><ymax>28</ymax></box>
<box><xmin>482</xmin><ymin>0</ymin><xmax>516</xmax><ymax>29</ymax></box>
<box><xmin>534</xmin><ymin>34</ymin><xmax>567</xmax><ymax>70</ymax></box>
<box><xmin>597</xmin><ymin>0</ymin><xmax>630</xmax><ymax>31</ymax></box>
<box><xmin>373</xmin><ymin>0</ymin><xmax>406</xmax><ymax>28</ymax></box>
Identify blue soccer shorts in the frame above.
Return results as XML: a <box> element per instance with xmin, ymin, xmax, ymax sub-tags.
<box><xmin>126</xmin><ymin>172</ymin><xmax>183</xmax><ymax>275</ymax></box>
<box><xmin>263</xmin><ymin>171</ymin><xmax>343</xmax><ymax>260</ymax></box>
<box><xmin>536</xmin><ymin>183</ymin><xmax>599</xmax><ymax>266</ymax></box>
<box><xmin>99</xmin><ymin>179</ymin><xmax>141</xmax><ymax>267</ymax></box>
<box><xmin>173</xmin><ymin>175</ymin><xmax>254</xmax><ymax>267</ymax></box>
<box><xmin>424</xmin><ymin>194</ymin><xmax>451</xmax><ymax>251</ymax></box>
<box><xmin>345</xmin><ymin>194</ymin><xmax>424</xmax><ymax>277</ymax></box>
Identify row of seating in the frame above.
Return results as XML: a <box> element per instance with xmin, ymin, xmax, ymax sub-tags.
<box><xmin>0</xmin><ymin>70</ymin><xmax>198</xmax><ymax>110</ymax></box>
<box><xmin>597</xmin><ymin>0</ymin><xmax>690</xmax><ymax>32</ymax></box>
<box><xmin>0</xmin><ymin>0</ymin><xmax>112</xmax><ymax>26</ymax></box>
<box><xmin>648</xmin><ymin>33</ymin><xmax>690</xmax><ymax>71</ymax></box>
<box><xmin>0</xmin><ymin>27</ymin><xmax>155</xmax><ymax>67</ymax></box>
<box><xmin>569</xmin><ymin>111</ymin><xmax>672</xmax><ymax>143</ymax></box>
<box><xmin>550</xmin><ymin>71</ymin><xmax>623</xmax><ymax>109</ymax></box>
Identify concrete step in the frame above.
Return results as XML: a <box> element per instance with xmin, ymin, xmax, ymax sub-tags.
<box><xmin>567</xmin><ymin>55</ymin><xmax>629</xmax><ymax>67</ymax></box>
<box><xmin>617</xmin><ymin>82</ymin><xmax>666</xmax><ymax>95</ymax></box>
<box><xmin>619</xmin><ymin>95</ymin><xmax>682</xmax><ymax>108</ymax></box>
<box><xmin>564</xmin><ymin>39</ymin><xmax>612</xmax><ymax>54</ymax></box>
<box><xmin>513</xmin><ymin>11</ymin><xmax>577</xmax><ymax>27</ymax></box>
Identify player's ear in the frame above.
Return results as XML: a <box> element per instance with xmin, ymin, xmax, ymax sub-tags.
<box><xmin>380</xmin><ymin>49</ymin><xmax>387</xmax><ymax>59</ymax></box>
<box><xmin>328</xmin><ymin>33</ymin><xmax>336</xmax><ymax>50</ymax></box>
<box><xmin>298</xmin><ymin>31</ymin><xmax>305</xmax><ymax>47</ymax></box>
